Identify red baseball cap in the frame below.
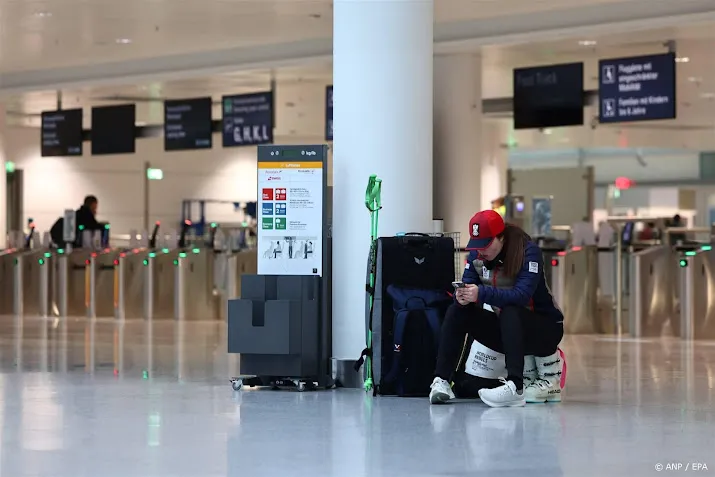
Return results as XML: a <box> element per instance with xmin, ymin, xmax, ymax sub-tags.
<box><xmin>466</xmin><ymin>210</ymin><xmax>505</xmax><ymax>250</ymax></box>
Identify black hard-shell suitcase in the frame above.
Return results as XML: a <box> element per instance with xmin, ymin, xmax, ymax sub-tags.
<box><xmin>361</xmin><ymin>234</ymin><xmax>455</xmax><ymax>395</ymax></box>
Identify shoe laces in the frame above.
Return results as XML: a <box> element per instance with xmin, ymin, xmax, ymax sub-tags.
<box><xmin>495</xmin><ymin>377</ymin><xmax>517</xmax><ymax>396</ymax></box>
<box><xmin>528</xmin><ymin>378</ymin><xmax>554</xmax><ymax>391</ymax></box>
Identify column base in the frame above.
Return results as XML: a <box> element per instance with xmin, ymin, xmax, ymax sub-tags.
<box><xmin>331</xmin><ymin>358</ymin><xmax>365</xmax><ymax>389</ymax></box>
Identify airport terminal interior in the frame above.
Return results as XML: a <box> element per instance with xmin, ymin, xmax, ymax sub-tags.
<box><xmin>2</xmin><ymin>0</ymin><xmax>715</xmax><ymax>475</ymax></box>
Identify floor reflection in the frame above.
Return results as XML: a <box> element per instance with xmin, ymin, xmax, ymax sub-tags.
<box><xmin>0</xmin><ymin>317</ymin><xmax>713</xmax><ymax>476</ymax></box>
<box><xmin>0</xmin><ymin>316</ymin><xmax>239</xmax><ymax>381</ymax></box>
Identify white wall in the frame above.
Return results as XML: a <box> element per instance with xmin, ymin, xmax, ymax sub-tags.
<box><xmin>6</xmin><ymin>128</ymin><xmax>328</xmax><ymax>235</ymax></box>
<box><xmin>5</xmin><ymin>81</ymin><xmax>330</xmax><ymax>235</ymax></box>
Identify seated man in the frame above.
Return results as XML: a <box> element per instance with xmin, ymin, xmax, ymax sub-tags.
<box><xmin>430</xmin><ymin>210</ymin><xmax>565</xmax><ymax>408</ymax></box>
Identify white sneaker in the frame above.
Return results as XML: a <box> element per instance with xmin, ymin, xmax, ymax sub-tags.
<box><xmin>429</xmin><ymin>377</ymin><xmax>455</xmax><ymax>404</ymax></box>
<box><xmin>525</xmin><ymin>352</ymin><xmax>563</xmax><ymax>403</ymax></box>
<box><xmin>477</xmin><ymin>378</ymin><xmax>525</xmax><ymax>408</ymax></box>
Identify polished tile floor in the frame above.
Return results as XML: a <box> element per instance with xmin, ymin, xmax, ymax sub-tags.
<box><xmin>0</xmin><ymin>316</ymin><xmax>713</xmax><ymax>477</ymax></box>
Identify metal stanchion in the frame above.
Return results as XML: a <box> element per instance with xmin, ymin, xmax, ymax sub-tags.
<box><xmin>13</xmin><ymin>255</ymin><xmax>23</xmax><ymax>316</ymax></box>
<box><xmin>88</xmin><ymin>255</ymin><xmax>97</xmax><ymax>318</ymax></box>
<box><xmin>39</xmin><ymin>256</ymin><xmax>49</xmax><ymax>317</ymax></box>
<box><xmin>615</xmin><ymin>225</ymin><xmax>623</xmax><ymax>335</ymax></box>
<box><xmin>144</xmin><ymin>257</ymin><xmax>154</xmax><ymax>320</ymax></box>
<box><xmin>174</xmin><ymin>254</ymin><xmax>186</xmax><ymax>321</ymax></box>
<box><xmin>115</xmin><ymin>257</ymin><xmax>125</xmax><ymax>320</ymax></box>
<box><xmin>58</xmin><ymin>253</ymin><xmax>68</xmax><ymax>317</ymax></box>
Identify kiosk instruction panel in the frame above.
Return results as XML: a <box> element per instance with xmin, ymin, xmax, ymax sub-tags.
<box><xmin>599</xmin><ymin>52</ymin><xmax>676</xmax><ymax>123</ymax></box>
<box><xmin>256</xmin><ymin>145</ymin><xmax>327</xmax><ymax>276</ymax></box>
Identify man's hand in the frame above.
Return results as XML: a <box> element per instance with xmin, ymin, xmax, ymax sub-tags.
<box><xmin>456</xmin><ymin>284</ymin><xmax>479</xmax><ymax>305</ymax></box>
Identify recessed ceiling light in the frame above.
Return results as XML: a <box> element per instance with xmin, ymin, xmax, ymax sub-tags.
<box><xmin>33</xmin><ymin>11</ymin><xmax>52</xmax><ymax>17</ymax></box>
<box><xmin>578</xmin><ymin>40</ymin><xmax>597</xmax><ymax>46</ymax></box>
<box><xmin>675</xmin><ymin>56</ymin><xmax>690</xmax><ymax>63</ymax></box>
<box><xmin>542</xmin><ymin>128</ymin><xmax>553</xmax><ymax>135</ymax></box>
<box><xmin>688</xmin><ymin>76</ymin><xmax>702</xmax><ymax>83</ymax></box>
<box><xmin>115</xmin><ymin>38</ymin><xmax>132</xmax><ymax>44</ymax></box>
<box><xmin>700</xmin><ymin>92</ymin><xmax>715</xmax><ymax>99</ymax></box>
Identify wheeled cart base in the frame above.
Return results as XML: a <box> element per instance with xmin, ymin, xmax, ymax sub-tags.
<box><xmin>230</xmin><ymin>376</ymin><xmax>322</xmax><ymax>392</ymax></box>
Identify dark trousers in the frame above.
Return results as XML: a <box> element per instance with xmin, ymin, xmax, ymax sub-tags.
<box><xmin>435</xmin><ymin>303</ymin><xmax>563</xmax><ymax>390</ymax></box>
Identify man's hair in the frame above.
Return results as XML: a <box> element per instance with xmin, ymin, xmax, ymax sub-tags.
<box><xmin>83</xmin><ymin>195</ymin><xmax>98</xmax><ymax>208</ymax></box>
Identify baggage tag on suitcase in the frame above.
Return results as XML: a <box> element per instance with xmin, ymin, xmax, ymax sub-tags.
<box><xmin>464</xmin><ymin>340</ymin><xmax>507</xmax><ymax>379</ymax></box>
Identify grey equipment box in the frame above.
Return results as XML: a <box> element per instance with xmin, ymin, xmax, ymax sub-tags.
<box><xmin>227</xmin><ymin>274</ymin><xmax>331</xmax><ymax>389</ymax></box>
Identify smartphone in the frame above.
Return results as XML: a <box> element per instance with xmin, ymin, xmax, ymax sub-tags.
<box><xmin>452</xmin><ymin>281</ymin><xmax>466</xmax><ymax>289</ymax></box>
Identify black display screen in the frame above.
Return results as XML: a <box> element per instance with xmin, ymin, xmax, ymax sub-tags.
<box><xmin>222</xmin><ymin>92</ymin><xmax>273</xmax><ymax>147</ymax></box>
<box><xmin>598</xmin><ymin>52</ymin><xmax>676</xmax><ymax>123</ymax></box>
<box><xmin>91</xmin><ymin>104</ymin><xmax>136</xmax><ymax>155</ymax></box>
<box><xmin>513</xmin><ymin>62</ymin><xmax>584</xmax><ymax>129</ymax></box>
<box><xmin>41</xmin><ymin>108</ymin><xmax>83</xmax><ymax>157</ymax></box>
<box><xmin>164</xmin><ymin>97</ymin><xmax>213</xmax><ymax>151</ymax></box>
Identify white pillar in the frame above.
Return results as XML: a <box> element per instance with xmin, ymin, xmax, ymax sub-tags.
<box><xmin>332</xmin><ymin>0</ymin><xmax>433</xmax><ymax>361</ymax></box>
<box><xmin>481</xmin><ymin>120</ymin><xmax>509</xmax><ymax>211</ymax></box>
<box><xmin>433</xmin><ymin>54</ymin><xmax>482</xmax><ymax>237</ymax></box>
<box><xmin>0</xmin><ymin>104</ymin><xmax>6</xmax><ymax>248</ymax></box>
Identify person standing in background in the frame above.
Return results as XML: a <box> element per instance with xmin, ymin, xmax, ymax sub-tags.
<box><xmin>491</xmin><ymin>196</ymin><xmax>506</xmax><ymax>218</ymax></box>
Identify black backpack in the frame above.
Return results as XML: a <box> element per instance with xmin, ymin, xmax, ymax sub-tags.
<box><xmin>381</xmin><ymin>285</ymin><xmax>450</xmax><ymax>397</ymax></box>
<box><xmin>50</xmin><ymin>217</ymin><xmax>65</xmax><ymax>246</ymax></box>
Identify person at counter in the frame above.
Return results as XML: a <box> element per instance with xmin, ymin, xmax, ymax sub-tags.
<box><xmin>668</xmin><ymin>214</ymin><xmax>686</xmax><ymax>245</ymax></box>
<box><xmin>429</xmin><ymin>210</ymin><xmax>565</xmax><ymax>408</ymax></box>
<box><xmin>49</xmin><ymin>195</ymin><xmax>101</xmax><ymax>248</ymax></box>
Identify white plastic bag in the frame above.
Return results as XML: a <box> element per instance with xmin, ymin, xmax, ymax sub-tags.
<box><xmin>464</xmin><ymin>340</ymin><xmax>507</xmax><ymax>379</ymax></box>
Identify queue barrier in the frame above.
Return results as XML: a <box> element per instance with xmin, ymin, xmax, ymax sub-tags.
<box><xmin>628</xmin><ymin>245</ymin><xmax>679</xmax><ymax>338</ymax></box>
<box><xmin>679</xmin><ymin>246</ymin><xmax>715</xmax><ymax>340</ymax></box>
<box><xmin>550</xmin><ymin>246</ymin><xmax>603</xmax><ymax>334</ymax></box>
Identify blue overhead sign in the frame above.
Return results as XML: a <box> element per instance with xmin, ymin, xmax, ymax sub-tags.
<box><xmin>325</xmin><ymin>86</ymin><xmax>333</xmax><ymax>141</ymax></box>
<box><xmin>598</xmin><ymin>52</ymin><xmax>676</xmax><ymax>123</ymax></box>
<box><xmin>222</xmin><ymin>91</ymin><xmax>274</xmax><ymax>147</ymax></box>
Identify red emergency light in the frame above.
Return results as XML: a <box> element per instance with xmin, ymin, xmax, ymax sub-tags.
<box><xmin>615</xmin><ymin>176</ymin><xmax>634</xmax><ymax>190</ymax></box>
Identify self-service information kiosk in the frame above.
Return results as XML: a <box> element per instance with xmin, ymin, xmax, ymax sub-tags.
<box><xmin>227</xmin><ymin>144</ymin><xmax>332</xmax><ymax>391</ymax></box>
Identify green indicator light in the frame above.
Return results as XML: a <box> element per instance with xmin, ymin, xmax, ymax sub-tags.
<box><xmin>701</xmin><ymin>245</ymin><xmax>712</xmax><ymax>251</ymax></box>
<box><xmin>148</xmin><ymin>252</ymin><xmax>156</xmax><ymax>258</ymax></box>
<box><xmin>38</xmin><ymin>259</ymin><xmax>45</xmax><ymax>265</ymax></box>
<box><xmin>78</xmin><ymin>225</ymin><xmax>85</xmax><ymax>231</ymax></box>
<box><xmin>685</xmin><ymin>251</ymin><xmax>697</xmax><ymax>256</ymax></box>
<box><xmin>44</xmin><ymin>252</ymin><xmax>51</xmax><ymax>258</ymax></box>
<box><xmin>173</xmin><ymin>259</ymin><xmax>179</xmax><ymax>266</ymax></box>
<box><xmin>142</xmin><ymin>370</ymin><xmax>149</xmax><ymax>379</ymax></box>
<box><xmin>57</xmin><ymin>249</ymin><xmax>65</xmax><ymax>255</ymax></box>
<box><xmin>143</xmin><ymin>259</ymin><xmax>149</xmax><ymax>266</ymax></box>
<box><xmin>679</xmin><ymin>259</ymin><xmax>688</xmax><ymax>267</ymax></box>
<box><xmin>162</xmin><ymin>248</ymin><xmax>169</xmax><ymax>254</ymax></box>
<box><xmin>210</xmin><ymin>222</ymin><xmax>217</xmax><ymax>228</ymax></box>
<box><xmin>179</xmin><ymin>252</ymin><xmax>187</xmax><ymax>258</ymax></box>
<box><xmin>104</xmin><ymin>224</ymin><xmax>110</xmax><ymax>230</ymax></box>
<box><xmin>192</xmin><ymin>248</ymin><xmax>200</xmax><ymax>254</ymax></box>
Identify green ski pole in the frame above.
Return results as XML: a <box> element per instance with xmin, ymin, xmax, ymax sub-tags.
<box><xmin>364</xmin><ymin>174</ymin><xmax>382</xmax><ymax>393</ymax></box>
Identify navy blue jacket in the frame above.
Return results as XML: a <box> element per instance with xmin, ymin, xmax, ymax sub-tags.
<box><xmin>462</xmin><ymin>241</ymin><xmax>564</xmax><ymax>324</ymax></box>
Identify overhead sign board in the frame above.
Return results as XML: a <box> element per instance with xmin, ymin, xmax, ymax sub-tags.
<box><xmin>598</xmin><ymin>52</ymin><xmax>676</xmax><ymax>123</ymax></box>
<box><xmin>512</xmin><ymin>62</ymin><xmax>584</xmax><ymax>130</ymax></box>
<box><xmin>325</xmin><ymin>86</ymin><xmax>333</xmax><ymax>141</ymax></box>
<box><xmin>222</xmin><ymin>92</ymin><xmax>274</xmax><ymax>147</ymax></box>
<box><xmin>256</xmin><ymin>145</ymin><xmax>327</xmax><ymax>276</ymax></box>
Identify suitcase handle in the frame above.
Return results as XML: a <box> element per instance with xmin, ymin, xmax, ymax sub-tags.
<box><xmin>398</xmin><ymin>234</ymin><xmax>435</xmax><ymax>248</ymax></box>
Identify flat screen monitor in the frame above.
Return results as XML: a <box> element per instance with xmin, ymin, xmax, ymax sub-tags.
<box><xmin>91</xmin><ymin>104</ymin><xmax>136</xmax><ymax>155</ymax></box>
<box><xmin>164</xmin><ymin>97</ymin><xmax>213</xmax><ymax>151</ymax></box>
<box><xmin>41</xmin><ymin>108</ymin><xmax>83</xmax><ymax>157</ymax></box>
<box><xmin>513</xmin><ymin>62</ymin><xmax>584</xmax><ymax>130</ymax></box>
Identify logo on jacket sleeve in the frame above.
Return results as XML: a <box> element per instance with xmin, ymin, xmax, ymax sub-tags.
<box><xmin>472</xmin><ymin>224</ymin><xmax>479</xmax><ymax>237</ymax></box>
<box><xmin>528</xmin><ymin>261</ymin><xmax>539</xmax><ymax>273</ymax></box>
